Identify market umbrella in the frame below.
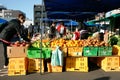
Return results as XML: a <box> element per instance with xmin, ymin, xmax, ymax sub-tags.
<box><xmin>64</xmin><ymin>20</ymin><xmax>79</xmax><ymax>26</ymax></box>
<box><xmin>0</xmin><ymin>18</ymin><xmax>7</xmax><ymax>24</ymax></box>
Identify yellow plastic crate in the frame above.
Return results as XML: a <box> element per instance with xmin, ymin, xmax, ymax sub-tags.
<box><xmin>8</xmin><ymin>70</ymin><xmax>26</xmax><ymax>76</ymax></box>
<box><xmin>66</xmin><ymin>57</ymin><xmax>88</xmax><ymax>72</ymax></box>
<box><xmin>51</xmin><ymin>66</ymin><xmax>63</xmax><ymax>72</ymax></box>
<box><xmin>101</xmin><ymin>57</ymin><xmax>119</xmax><ymax>67</ymax></box>
<box><xmin>66</xmin><ymin>66</ymin><xmax>88</xmax><ymax>72</ymax></box>
<box><xmin>68</xmin><ymin>47</ymin><xmax>83</xmax><ymax>56</ymax></box>
<box><xmin>101</xmin><ymin>66</ymin><xmax>120</xmax><ymax>72</ymax></box>
<box><xmin>28</xmin><ymin>58</ymin><xmax>44</xmax><ymax>73</ymax></box>
<box><xmin>112</xmin><ymin>45</ymin><xmax>120</xmax><ymax>56</ymax></box>
<box><xmin>47</xmin><ymin>63</ymin><xmax>63</xmax><ymax>72</ymax></box>
<box><xmin>8</xmin><ymin>57</ymin><xmax>28</xmax><ymax>70</ymax></box>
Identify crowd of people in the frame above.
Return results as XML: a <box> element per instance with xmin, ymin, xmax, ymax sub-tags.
<box><xmin>47</xmin><ymin>21</ymin><xmax>90</xmax><ymax>40</ymax></box>
<box><xmin>47</xmin><ymin>21</ymin><xmax>118</xmax><ymax>47</ymax></box>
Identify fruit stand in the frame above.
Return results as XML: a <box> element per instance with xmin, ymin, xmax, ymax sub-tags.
<box><xmin>6</xmin><ymin>35</ymin><xmax>120</xmax><ymax>76</ymax></box>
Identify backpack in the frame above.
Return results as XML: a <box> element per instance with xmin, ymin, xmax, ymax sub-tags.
<box><xmin>0</xmin><ymin>22</ymin><xmax>8</xmax><ymax>33</ymax></box>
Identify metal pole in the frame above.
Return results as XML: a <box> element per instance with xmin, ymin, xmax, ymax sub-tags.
<box><xmin>40</xmin><ymin>0</ymin><xmax>44</xmax><ymax>75</ymax></box>
<box><xmin>71</xmin><ymin>20</ymin><xmax>72</xmax><ymax>32</ymax></box>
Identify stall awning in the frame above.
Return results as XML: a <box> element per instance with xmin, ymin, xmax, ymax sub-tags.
<box><xmin>44</xmin><ymin>0</ymin><xmax>120</xmax><ymax>12</ymax></box>
<box><xmin>47</xmin><ymin>11</ymin><xmax>97</xmax><ymax>20</ymax></box>
<box><xmin>0</xmin><ymin>18</ymin><xmax>7</xmax><ymax>24</ymax></box>
<box><xmin>44</xmin><ymin>0</ymin><xmax>120</xmax><ymax>20</ymax></box>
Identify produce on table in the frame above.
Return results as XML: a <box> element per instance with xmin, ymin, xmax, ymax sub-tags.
<box><xmin>50</xmin><ymin>38</ymin><xmax>110</xmax><ymax>47</ymax></box>
<box><xmin>9</xmin><ymin>41</ymin><xmax>30</xmax><ymax>47</ymax></box>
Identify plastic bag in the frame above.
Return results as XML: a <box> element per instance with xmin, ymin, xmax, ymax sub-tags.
<box><xmin>51</xmin><ymin>46</ymin><xmax>63</xmax><ymax>66</ymax></box>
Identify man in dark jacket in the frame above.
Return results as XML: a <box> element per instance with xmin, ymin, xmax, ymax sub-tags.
<box><xmin>49</xmin><ymin>22</ymin><xmax>56</xmax><ymax>39</ymax></box>
<box><xmin>0</xmin><ymin>13</ymin><xmax>28</xmax><ymax>68</ymax></box>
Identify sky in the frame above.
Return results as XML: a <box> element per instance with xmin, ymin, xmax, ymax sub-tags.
<box><xmin>0</xmin><ymin>0</ymin><xmax>42</xmax><ymax>20</ymax></box>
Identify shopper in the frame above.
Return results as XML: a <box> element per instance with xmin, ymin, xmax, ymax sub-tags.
<box><xmin>49</xmin><ymin>22</ymin><xmax>56</xmax><ymax>39</ymax></box>
<box><xmin>56</xmin><ymin>22</ymin><xmax>66</xmax><ymax>38</ymax></box>
<box><xmin>0</xmin><ymin>13</ymin><xmax>27</xmax><ymax>68</ymax></box>
<box><xmin>72</xmin><ymin>28</ymin><xmax>80</xmax><ymax>40</ymax></box>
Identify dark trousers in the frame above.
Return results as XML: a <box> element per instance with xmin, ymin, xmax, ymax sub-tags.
<box><xmin>59</xmin><ymin>33</ymin><xmax>63</xmax><ymax>38</ymax></box>
<box><xmin>2</xmin><ymin>42</ymin><xmax>9</xmax><ymax>66</ymax></box>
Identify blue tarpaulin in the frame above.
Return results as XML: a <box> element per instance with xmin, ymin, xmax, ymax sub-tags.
<box><xmin>47</xmin><ymin>11</ymin><xmax>97</xmax><ymax>20</ymax></box>
<box><xmin>64</xmin><ymin>20</ymin><xmax>79</xmax><ymax>26</ymax></box>
<box><xmin>0</xmin><ymin>18</ymin><xmax>7</xmax><ymax>24</ymax></box>
<box><xmin>44</xmin><ymin>0</ymin><xmax>120</xmax><ymax>20</ymax></box>
<box><xmin>44</xmin><ymin>0</ymin><xmax>120</xmax><ymax>12</ymax></box>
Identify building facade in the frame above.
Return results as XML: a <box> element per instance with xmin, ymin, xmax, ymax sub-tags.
<box><xmin>0</xmin><ymin>5</ymin><xmax>26</xmax><ymax>21</ymax></box>
<box><xmin>0</xmin><ymin>9</ymin><xmax>25</xmax><ymax>21</ymax></box>
<box><xmin>34</xmin><ymin>4</ymin><xmax>46</xmax><ymax>26</ymax></box>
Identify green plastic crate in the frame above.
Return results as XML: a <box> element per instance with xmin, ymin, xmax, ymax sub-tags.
<box><xmin>83</xmin><ymin>46</ymin><xmax>98</xmax><ymax>56</ymax></box>
<box><xmin>27</xmin><ymin>47</ymin><xmax>52</xmax><ymax>58</ymax></box>
<box><xmin>98</xmin><ymin>46</ymin><xmax>112</xmax><ymax>56</ymax></box>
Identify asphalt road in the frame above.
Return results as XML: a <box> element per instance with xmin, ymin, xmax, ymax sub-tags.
<box><xmin>0</xmin><ymin>43</ymin><xmax>120</xmax><ymax>80</ymax></box>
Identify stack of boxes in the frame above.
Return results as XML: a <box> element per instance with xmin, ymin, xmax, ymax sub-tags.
<box><xmin>28</xmin><ymin>58</ymin><xmax>44</xmax><ymax>73</ymax></box>
<box><xmin>97</xmin><ymin>57</ymin><xmax>120</xmax><ymax>72</ymax></box>
<box><xmin>6</xmin><ymin>44</ymin><xmax>120</xmax><ymax>76</ymax></box>
<box><xmin>7</xmin><ymin>46</ymin><xmax>28</xmax><ymax>76</ymax></box>
<box><xmin>66</xmin><ymin>47</ymin><xmax>89</xmax><ymax>72</ymax></box>
<box><xmin>66</xmin><ymin>57</ymin><xmax>88</xmax><ymax>72</ymax></box>
<box><xmin>7</xmin><ymin>46</ymin><xmax>49</xmax><ymax>76</ymax></box>
<box><xmin>27</xmin><ymin>47</ymin><xmax>52</xmax><ymax>73</ymax></box>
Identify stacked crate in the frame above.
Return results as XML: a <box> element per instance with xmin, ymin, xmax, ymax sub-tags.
<box><xmin>7</xmin><ymin>46</ymin><xmax>28</xmax><ymax>76</ymax></box>
<box><xmin>27</xmin><ymin>47</ymin><xmax>52</xmax><ymax>59</ymax></box>
<box><xmin>96</xmin><ymin>45</ymin><xmax>120</xmax><ymax>72</ymax></box>
<box><xmin>8</xmin><ymin>58</ymin><xmax>28</xmax><ymax>76</ymax></box>
<box><xmin>47</xmin><ymin>62</ymin><xmax>63</xmax><ymax>72</ymax></box>
<box><xmin>66</xmin><ymin>57</ymin><xmax>88</xmax><ymax>72</ymax></box>
<box><xmin>98</xmin><ymin>46</ymin><xmax>112</xmax><ymax>56</ymax></box>
<box><xmin>83</xmin><ymin>46</ymin><xmax>98</xmax><ymax>57</ymax></box>
<box><xmin>68</xmin><ymin>47</ymin><xmax>83</xmax><ymax>57</ymax></box>
<box><xmin>66</xmin><ymin>47</ymin><xmax>89</xmax><ymax>72</ymax></box>
<box><xmin>28</xmin><ymin>58</ymin><xmax>44</xmax><ymax>73</ymax></box>
<box><xmin>27</xmin><ymin>47</ymin><xmax>47</xmax><ymax>73</ymax></box>
<box><xmin>97</xmin><ymin>57</ymin><xmax>120</xmax><ymax>72</ymax></box>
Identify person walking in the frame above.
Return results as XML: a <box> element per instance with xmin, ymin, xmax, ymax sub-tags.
<box><xmin>0</xmin><ymin>13</ymin><xmax>28</xmax><ymax>68</ymax></box>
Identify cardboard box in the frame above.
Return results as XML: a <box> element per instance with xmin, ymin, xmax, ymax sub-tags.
<box><xmin>7</xmin><ymin>46</ymin><xmax>27</xmax><ymax>58</ymax></box>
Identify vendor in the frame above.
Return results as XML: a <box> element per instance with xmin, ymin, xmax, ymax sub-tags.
<box><xmin>72</xmin><ymin>28</ymin><xmax>80</xmax><ymax>40</ymax></box>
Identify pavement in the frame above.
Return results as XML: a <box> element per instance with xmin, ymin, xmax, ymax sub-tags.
<box><xmin>0</xmin><ymin>43</ymin><xmax>120</xmax><ymax>80</ymax></box>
